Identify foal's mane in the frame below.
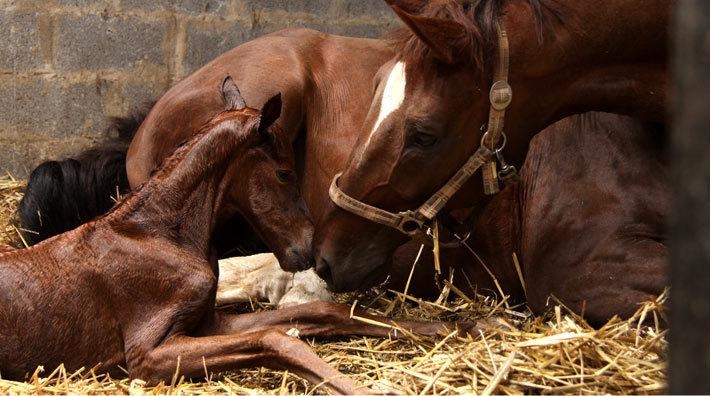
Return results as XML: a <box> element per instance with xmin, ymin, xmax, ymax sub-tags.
<box><xmin>391</xmin><ymin>0</ymin><xmax>567</xmax><ymax>77</ymax></box>
<box><xmin>150</xmin><ymin>110</ymin><xmax>255</xmax><ymax>181</ymax></box>
<box><xmin>108</xmin><ymin>109</ymin><xmax>278</xmax><ymax>217</ymax></box>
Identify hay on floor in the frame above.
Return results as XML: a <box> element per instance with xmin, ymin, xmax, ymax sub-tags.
<box><xmin>0</xmin><ymin>178</ymin><xmax>667</xmax><ymax>395</ymax></box>
<box><xmin>0</xmin><ymin>176</ymin><xmax>26</xmax><ymax>247</ymax></box>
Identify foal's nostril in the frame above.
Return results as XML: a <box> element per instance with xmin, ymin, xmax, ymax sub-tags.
<box><xmin>286</xmin><ymin>247</ymin><xmax>313</xmax><ymax>271</ymax></box>
<box><xmin>298</xmin><ymin>253</ymin><xmax>315</xmax><ymax>271</ymax></box>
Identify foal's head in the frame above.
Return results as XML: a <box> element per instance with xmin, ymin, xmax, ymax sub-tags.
<box><xmin>110</xmin><ymin>77</ymin><xmax>312</xmax><ymax>270</ymax></box>
<box><xmin>180</xmin><ymin>77</ymin><xmax>313</xmax><ymax>271</ymax></box>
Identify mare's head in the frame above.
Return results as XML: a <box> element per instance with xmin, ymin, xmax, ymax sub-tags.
<box><xmin>211</xmin><ymin>77</ymin><xmax>313</xmax><ymax>271</ymax></box>
<box><xmin>314</xmin><ymin>0</ymin><xmax>541</xmax><ymax>291</ymax></box>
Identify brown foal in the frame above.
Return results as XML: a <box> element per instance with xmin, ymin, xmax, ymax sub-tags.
<box><xmin>0</xmin><ymin>78</ymin><xmax>469</xmax><ymax>393</ymax></box>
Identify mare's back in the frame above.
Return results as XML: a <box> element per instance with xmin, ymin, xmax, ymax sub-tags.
<box><xmin>126</xmin><ymin>29</ymin><xmax>389</xmax><ymax>189</ymax></box>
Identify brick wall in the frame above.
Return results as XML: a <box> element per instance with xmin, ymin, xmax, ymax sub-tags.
<box><xmin>0</xmin><ymin>0</ymin><xmax>398</xmax><ymax>177</ymax></box>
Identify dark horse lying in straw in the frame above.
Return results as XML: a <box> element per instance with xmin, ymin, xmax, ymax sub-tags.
<box><xmin>17</xmin><ymin>12</ymin><xmax>668</xmax><ymax>323</ymax></box>
<box><xmin>0</xmin><ymin>78</ymin><xmax>469</xmax><ymax>392</ymax></box>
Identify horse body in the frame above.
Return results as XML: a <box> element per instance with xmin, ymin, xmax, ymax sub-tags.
<box><xmin>0</xmin><ymin>232</ymin><xmax>200</xmax><ymax>380</ymax></box>
<box><xmin>459</xmin><ymin>113</ymin><xmax>668</xmax><ymax>324</ymax></box>
<box><xmin>1</xmin><ymin>92</ymin><xmax>286</xmax><ymax>380</ymax></box>
<box><xmin>313</xmin><ymin>0</ymin><xmax>671</xmax><ymax>322</ymax></box>
<box><xmin>15</xmin><ymin>29</ymin><xmax>394</xmax><ymax>309</ymax></box>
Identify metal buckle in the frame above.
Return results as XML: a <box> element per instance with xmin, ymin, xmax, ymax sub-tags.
<box><xmin>480</xmin><ymin>130</ymin><xmax>507</xmax><ymax>152</ymax></box>
<box><xmin>492</xmin><ymin>133</ymin><xmax>519</xmax><ymax>185</ymax></box>
<box><xmin>395</xmin><ymin>211</ymin><xmax>427</xmax><ymax>236</ymax></box>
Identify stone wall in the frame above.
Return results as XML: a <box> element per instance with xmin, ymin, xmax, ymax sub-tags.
<box><xmin>0</xmin><ymin>0</ymin><xmax>398</xmax><ymax>177</ymax></box>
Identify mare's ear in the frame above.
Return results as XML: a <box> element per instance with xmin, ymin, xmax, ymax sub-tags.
<box><xmin>387</xmin><ymin>3</ymin><xmax>467</xmax><ymax>65</ymax></box>
<box><xmin>258</xmin><ymin>93</ymin><xmax>282</xmax><ymax>136</ymax></box>
<box><xmin>383</xmin><ymin>0</ymin><xmax>425</xmax><ymax>14</ymax></box>
<box><xmin>221</xmin><ymin>75</ymin><xmax>247</xmax><ymax>110</ymax></box>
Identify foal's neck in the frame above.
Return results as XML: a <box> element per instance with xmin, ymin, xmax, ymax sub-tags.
<box><xmin>112</xmin><ymin>124</ymin><xmax>242</xmax><ymax>257</ymax></box>
<box><xmin>502</xmin><ymin>0</ymin><xmax>669</xmax><ymax>145</ymax></box>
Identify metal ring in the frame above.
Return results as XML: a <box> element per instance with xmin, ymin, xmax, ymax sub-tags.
<box><xmin>480</xmin><ymin>131</ymin><xmax>507</xmax><ymax>152</ymax></box>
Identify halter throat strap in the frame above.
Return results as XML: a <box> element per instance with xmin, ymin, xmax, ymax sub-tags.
<box><xmin>329</xmin><ymin>22</ymin><xmax>512</xmax><ymax>239</ymax></box>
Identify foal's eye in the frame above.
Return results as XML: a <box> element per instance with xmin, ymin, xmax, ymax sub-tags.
<box><xmin>276</xmin><ymin>169</ymin><xmax>292</xmax><ymax>182</ymax></box>
<box><xmin>412</xmin><ymin>132</ymin><xmax>438</xmax><ymax>148</ymax></box>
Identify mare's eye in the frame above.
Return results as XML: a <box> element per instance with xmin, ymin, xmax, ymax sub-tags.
<box><xmin>276</xmin><ymin>169</ymin><xmax>292</xmax><ymax>182</ymax></box>
<box><xmin>412</xmin><ymin>132</ymin><xmax>438</xmax><ymax>148</ymax></box>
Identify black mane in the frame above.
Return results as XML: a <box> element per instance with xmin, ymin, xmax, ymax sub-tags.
<box><xmin>15</xmin><ymin>103</ymin><xmax>155</xmax><ymax>246</ymax></box>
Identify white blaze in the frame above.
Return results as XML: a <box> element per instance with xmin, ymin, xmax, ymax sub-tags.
<box><xmin>372</xmin><ymin>61</ymin><xmax>407</xmax><ymax>134</ymax></box>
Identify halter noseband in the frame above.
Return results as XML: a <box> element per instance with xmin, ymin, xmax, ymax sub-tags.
<box><xmin>329</xmin><ymin>23</ymin><xmax>515</xmax><ymax>242</ymax></box>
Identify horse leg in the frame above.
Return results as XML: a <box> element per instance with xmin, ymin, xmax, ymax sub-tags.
<box><xmin>519</xmin><ymin>113</ymin><xmax>668</xmax><ymax>326</ymax></box>
<box><xmin>211</xmin><ymin>300</ymin><xmax>476</xmax><ymax>338</ymax></box>
<box><xmin>133</xmin><ymin>329</ymin><xmax>365</xmax><ymax>394</ymax></box>
<box><xmin>527</xmin><ymin>235</ymin><xmax>667</xmax><ymax>326</ymax></box>
<box><xmin>216</xmin><ymin>253</ymin><xmax>332</xmax><ymax>307</ymax></box>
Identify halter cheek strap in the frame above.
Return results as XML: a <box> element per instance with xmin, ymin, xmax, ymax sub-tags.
<box><xmin>482</xmin><ymin>23</ymin><xmax>513</xmax><ymax>194</ymax></box>
<box><xmin>329</xmin><ymin>22</ymin><xmax>514</xmax><ymax>241</ymax></box>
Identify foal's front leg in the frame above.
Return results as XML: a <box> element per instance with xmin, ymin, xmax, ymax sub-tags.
<box><xmin>133</xmin><ymin>329</ymin><xmax>365</xmax><ymax>394</ymax></box>
<box><xmin>211</xmin><ymin>301</ymin><xmax>477</xmax><ymax>339</ymax></box>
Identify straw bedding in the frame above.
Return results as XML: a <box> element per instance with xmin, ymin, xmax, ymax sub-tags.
<box><xmin>0</xmin><ymin>177</ymin><xmax>667</xmax><ymax>394</ymax></box>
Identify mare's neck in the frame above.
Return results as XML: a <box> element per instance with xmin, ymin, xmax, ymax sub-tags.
<box><xmin>112</xmin><ymin>127</ymin><xmax>238</xmax><ymax>257</ymax></box>
<box><xmin>501</xmin><ymin>0</ymin><xmax>669</xmax><ymax>154</ymax></box>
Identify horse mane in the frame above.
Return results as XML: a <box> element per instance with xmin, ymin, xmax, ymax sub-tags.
<box><xmin>110</xmin><ymin>108</ymin><xmax>287</xmax><ymax>221</ymax></box>
<box><xmin>14</xmin><ymin>102</ymin><xmax>155</xmax><ymax>246</ymax></box>
<box><xmin>390</xmin><ymin>0</ymin><xmax>567</xmax><ymax>77</ymax></box>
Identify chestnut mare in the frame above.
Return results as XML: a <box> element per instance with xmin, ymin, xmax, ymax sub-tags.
<box><xmin>0</xmin><ymin>78</ymin><xmax>467</xmax><ymax>392</ymax></box>
<box><xmin>314</xmin><ymin>0</ymin><xmax>671</xmax><ymax>323</ymax></box>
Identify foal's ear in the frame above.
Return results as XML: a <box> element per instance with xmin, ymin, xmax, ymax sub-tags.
<box><xmin>258</xmin><ymin>93</ymin><xmax>282</xmax><ymax>135</ymax></box>
<box><xmin>388</xmin><ymin>3</ymin><xmax>467</xmax><ymax>65</ymax></box>
<box><xmin>221</xmin><ymin>75</ymin><xmax>247</xmax><ymax>110</ymax></box>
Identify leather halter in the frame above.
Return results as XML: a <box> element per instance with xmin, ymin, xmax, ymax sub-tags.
<box><xmin>329</xmin><ymin>23</ymin><xmax>513</xmax><ymax>241</ymax></box>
